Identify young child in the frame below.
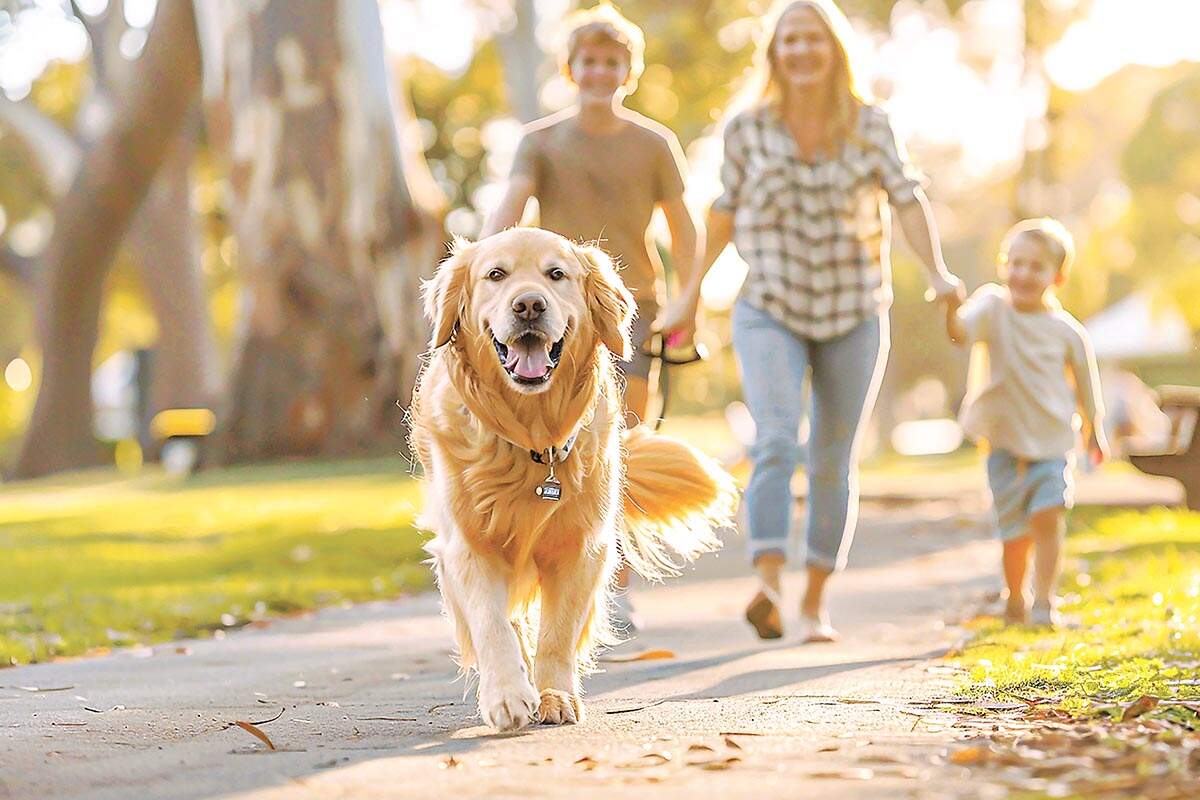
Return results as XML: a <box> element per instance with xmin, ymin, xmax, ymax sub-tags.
<box><xmin>945</xmin><ymin>218</ymin><xmax>1109</xmax><ymax>627</ymax></box>
<box><xmin>481</xmin><ymin>4</ymin><xmax>699</xmax><ymax>637</ymax></box>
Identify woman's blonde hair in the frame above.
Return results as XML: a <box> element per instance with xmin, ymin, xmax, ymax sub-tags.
<box><xmin>999</xmin><ymin>217</ymin><xmax>1077</xmax><ymax>279</ymax></box>
<box><xmin>560</xmin><ymin>3</ymin><xmax>646</xmax><ymax>93</ymax></box>
<box><xmin>740</xmin><ymin>0</ymin><xmax>870</xmax><ymax>147</ymax></box>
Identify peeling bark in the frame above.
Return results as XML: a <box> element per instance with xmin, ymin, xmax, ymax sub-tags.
<box><xmin>206</xmin><ymin>0</ymin><xmax>444</xmax><ymax>463</ymax></box>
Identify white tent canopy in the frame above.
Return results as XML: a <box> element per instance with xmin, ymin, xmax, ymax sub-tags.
<box><xmin>1084</xmin><ymin>291</ymin><xmax>1194</xmax><ymax>361</ymax></box>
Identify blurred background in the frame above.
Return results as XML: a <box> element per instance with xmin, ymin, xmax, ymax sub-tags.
<box><xmin>0</xmin><ymin>0</ymin><xmax>1198</xmax><ymax>478</ymax></box>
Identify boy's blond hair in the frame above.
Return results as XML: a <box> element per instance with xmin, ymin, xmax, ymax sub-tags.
<box><xmin>560</xmin><ymin>3</ymin><xmax>646</xmax><ymax>92</ymax></box>
<box><xmin>999</xmin><ymin>217</ymin><xmax>1076</xmax><ymax>280</ymax></box>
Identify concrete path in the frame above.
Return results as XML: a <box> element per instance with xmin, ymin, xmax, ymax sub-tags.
<box><xmin>3</xmin><ymin>502</ymin><xmax>1009</xmax><ymax>800</ymax></box>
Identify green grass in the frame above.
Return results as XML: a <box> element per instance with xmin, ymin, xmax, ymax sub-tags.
<box><xmin>957</xmin><ymin>507</ymin><xmax>1200</xmax><ymax>710</ymax></box>
<box><xmin>0</xmin><ymin>458</ymin><xmax>428</xmax><ymax>666</ymax></box>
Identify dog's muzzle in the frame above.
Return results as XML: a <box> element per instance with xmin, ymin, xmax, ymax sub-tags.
<box><xmin>492</xmin><ymin>331</ymin><xmax>565</xmax><ymax>386</ymax></box>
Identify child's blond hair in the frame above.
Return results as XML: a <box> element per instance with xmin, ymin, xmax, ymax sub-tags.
<box><xmin>999</xmin><ymin>217</ymin><xmax>1076</xmax><ymax>280</ymax></box>
<box><xmin>560</xmin><ymin>3</ymin><xmax>646</xmax><ymax>92</ymax></box>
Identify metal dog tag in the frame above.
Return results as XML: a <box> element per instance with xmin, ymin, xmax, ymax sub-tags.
<box><xmin>535</xmin><ymin>460</ymin><xmax>562</xmax><ymax>502</ymax></box>
<box><xmin>535</xmin><ymin>476</ymin><xmax>562</xmax><ymax>501</ymax></box>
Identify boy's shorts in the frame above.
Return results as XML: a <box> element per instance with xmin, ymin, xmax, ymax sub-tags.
<box><xmin>986</xmin><ymin>449</ymin><xmax>1074</xmax><ymax>541</ymax></box>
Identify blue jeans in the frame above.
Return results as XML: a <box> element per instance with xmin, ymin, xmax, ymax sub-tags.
<box><xmin>732</xmin><ymin>301</ymin><xmax>889</xmax><ymax>572</ymax></box>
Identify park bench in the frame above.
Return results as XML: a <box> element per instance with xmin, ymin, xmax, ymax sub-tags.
<box><xmin>1127</xmin><ymin>385</ymin><xmax>1200</xmax><ymax>511</ymax></box>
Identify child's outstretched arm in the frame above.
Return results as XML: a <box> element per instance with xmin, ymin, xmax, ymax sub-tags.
<box><xmin>945</xmin><ymin>292</ymin><xmax>967</xmax><ymax>345</ymax></box>
<box><xmin>1070</xmin><ymin>325</ymin><xmax>1110</xmax><ymax>465</ymax></box>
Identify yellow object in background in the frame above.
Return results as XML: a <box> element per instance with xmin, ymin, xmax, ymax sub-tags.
<box><xmin>114</xmin><ymin>438</ymin><xmax>143</xmax><ymax>474</ymax></box>
<box><xmin>150</xmin><ymin>408</ymin><xmax>216</xmax><ymax>440</ymax></box>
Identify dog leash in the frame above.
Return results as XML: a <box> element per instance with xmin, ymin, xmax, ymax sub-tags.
<box><xmin>640</xmin><ymin>330</ymin><xmax>709</xmax><ymax>432</ymax></box>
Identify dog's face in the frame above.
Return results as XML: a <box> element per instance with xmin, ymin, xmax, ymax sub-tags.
<box><xmin>424</xmin><ymin>228</ymin><xmax>634</xmax><ymax>395</ymax></box>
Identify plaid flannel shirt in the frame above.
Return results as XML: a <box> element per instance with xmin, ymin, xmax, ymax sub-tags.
<box><xmin>714</xmin><ymin>104</ymin><xmax>923</xmax><ymax>340</ymax></box>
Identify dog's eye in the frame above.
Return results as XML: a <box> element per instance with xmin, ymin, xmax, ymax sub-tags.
<box><xmin>547</xmin><ymin>267</ymin><xmax>567</xmax><ymax>281</ymax></box>
<box><xmin>486</xmin><ymin>268</ymin><xmax>507</xmax><ymax>282</ymax></box>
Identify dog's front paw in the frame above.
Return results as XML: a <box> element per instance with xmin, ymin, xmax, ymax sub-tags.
<box><xmin>478</xmin><ymin>674</ymin><xmax>539</xmax><ymax>731</ymax></box>
<box><xmin>537</xmin><ymin>689</ymin><xmax>583</xmax><ymax>725</ymax></box>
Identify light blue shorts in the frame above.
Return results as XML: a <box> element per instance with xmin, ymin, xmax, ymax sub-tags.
<box><xmin>986</xmin><ymin>450</ymin><xmax>1074</xmax><ymax>541</ymax></box>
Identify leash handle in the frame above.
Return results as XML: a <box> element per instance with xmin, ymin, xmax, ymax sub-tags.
<box><xmin>640</xmin><ymin>331</ymin><xmax>708</xmax><ymax>365</ymax></box>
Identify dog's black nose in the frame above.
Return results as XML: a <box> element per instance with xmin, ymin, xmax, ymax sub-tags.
<box><xmin>511</xmin><ymin>292</ymin><xmax>547</xmax><ymax>321</ymax></box>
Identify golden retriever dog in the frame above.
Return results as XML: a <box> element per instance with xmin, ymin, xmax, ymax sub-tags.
<box><xmin>409</xmin><ymin>227</ymin><xmax>737</xmax><ymax>731</ymax></box>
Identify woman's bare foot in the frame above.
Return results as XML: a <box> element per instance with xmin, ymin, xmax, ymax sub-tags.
<box><xmin>1004</xmin><ymin>594</ymin><xmax>1028</xmax><ymax>624</ymax></box>
<box><xmin>799</xmin><ymin>612</ymin><xmax>839</xmax><ymax>643</ymax></box>
<box><xmin>745</xmin><ymin>587</ymin><xmax>783</xmax><ymax>640</ymax></box>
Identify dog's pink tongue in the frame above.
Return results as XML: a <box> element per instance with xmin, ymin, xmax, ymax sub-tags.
<box><xmin>505</xmin><ymin>342</ymin><xmax>553</xmax><ymax>379</ymax></box>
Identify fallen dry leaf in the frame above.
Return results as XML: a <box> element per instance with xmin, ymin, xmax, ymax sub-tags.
<box><xmin>723</xmin><ymin>736</ymin><xmax>743</xmax><ymax>750</ymax></box>
<box><xmin>697</xmin><ymin>757</ymin><xmax>742</xmax><ymax>771</ymax></box>
<box><xmin>605</xmin><ymin>699</ymin><xmax>669</xmax><ymax>715</ymax></box>
<box><xmin>619</xmin><ymin>752</ymin><xmax>671</xmax><ymax>768</ymax></box>
<box><xmin>949</xmin><ymin>746</ymin><xmax>987</xmax><ymax>766</ymax></box>
<box><xmin>810</xmin><ymin>768</ymin><xmax>873</xmax><ymax>780</ymax></box>
<box><xmin>686</xmin><ymin>744</ymin><xmax>716</xmax><ymax>754</ymax></box>
<box><xmin>573</xmin><ymin>756</ymin><xmax>600</xmax><ymax>771</ymax></box>
<box><xmin>234</xmin><ymin>720</ymin><xmax>277</xmax><ymax>751</ymax></box>
<box><xmin>249</xmin><ymin>707</ymin><xmax>285</xmax><ymax>726</ymax></box>
<box><xmin>439</xmin><ymin>755</ymin><xmax>461</xmax><ymax>770</ymax></box>
<box><xmin>600</xmin><ymin>648</ymin><xmax>676</xmax><ymax>664</ymax></box>
<box><xmin>1121</xmin><ymin>695</ymin><xmax>1159</xmax><ymax>722</ymax></box>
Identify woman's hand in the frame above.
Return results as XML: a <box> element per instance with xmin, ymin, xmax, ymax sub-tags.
<box><xmin>1087</xmin><ymin>429</ymin><xmax>1111</xmax><ymax>467</ymax></box>
<box><xmin>925</xmin><ymin>270</ymin><xmax>966</xmax><ymax>304</ymax></box>
<box><xmin>932</xmin><ymin>271</ymin><xmax>964</xmax><ymax>300</ymax></box>
<box><xmin>657</xmin><ymin>292</ymin><xmax>701</xmax><ymax>344</ymax></box>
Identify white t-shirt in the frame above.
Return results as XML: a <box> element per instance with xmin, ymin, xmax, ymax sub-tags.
<box><xmin>957</xmin><ymin>283</ymin><xmax>1104</xmax><ymax>461</ymax></box>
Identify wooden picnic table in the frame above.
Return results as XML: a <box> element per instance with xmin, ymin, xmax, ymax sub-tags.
<box><xmin>1127</xmin><ymin>385</ymin><xmax>1200</xmax><ymax>511</ymax></box>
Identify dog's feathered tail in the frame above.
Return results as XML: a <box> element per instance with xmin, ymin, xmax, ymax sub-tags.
<box><xmin>619</xmin><ymin>426</ymin><xmax>739</xmax><ymax>581</ymax></box>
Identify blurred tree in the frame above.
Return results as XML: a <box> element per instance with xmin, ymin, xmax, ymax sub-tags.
<box><xmin>1</xmin><ymin>0</ymin><xmax>220</xmax><ymax>446</ymax></box>
<box><xmin>200</xmin><ymin>0</ymin><xmax>445</xmax><ymax>464</ymax></box>
<box><xmin>12</xmin><ymin>0</ymin><xmax>201</xmax><ymax>478</ymax></box>
<box><xmin>1120</xmin><ymin>66</ymin><xmax>1200</xmax><ymax>327</ymax></box>
<box><xmin>495</xmin><ymin>0</ymin><xmax>543</xmax><ymax>122</ymax></box>
<box><xmin>11</xmin><ymin>0</ymin><xmax>444</xmax><ymax>477</ymax></box>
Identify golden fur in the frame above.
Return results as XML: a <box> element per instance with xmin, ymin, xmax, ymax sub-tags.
<box><xmin>409</xmin><ymin>227</ymin><xmax>736</xmax><ymax>730</ymax></box>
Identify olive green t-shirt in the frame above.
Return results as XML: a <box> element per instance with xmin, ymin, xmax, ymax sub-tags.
<box><xmin>510</xmin><ymin>109</ymin><xmax>688</xmax><ymax>311</ymax></box>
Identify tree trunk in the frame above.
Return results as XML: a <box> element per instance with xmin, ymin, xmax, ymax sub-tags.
<box><xmin>11</xmin><ymin>0</ymin><xmax>201</xmax><ymax>479</ymax></box>
<box><xmin>496</xmin><ymin>0</ymin><xmax>543</xmax><ymax>122</ymax></box>
<box><xmin>203</xmin><ymin>0</ymin><xmax>444</xmax><ymax>463</ymax></box>
<box><xmin>128</xmin><ymin>117</ymin><xmax>223</xmax><ymax>425</ymax></box>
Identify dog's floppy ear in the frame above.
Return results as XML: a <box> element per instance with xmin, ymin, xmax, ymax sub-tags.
<box><xmin>423</xmin><ymin>237</ymin><xmax>475</xmax><ymax>348</ymax></box>
<box><xmin>574</xmin><ymin>243</ymin><xmax>635</xmax><ymax>360</ymax></box>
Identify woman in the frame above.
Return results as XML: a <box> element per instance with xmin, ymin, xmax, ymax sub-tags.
<box><xmin>661</xmin><ymin>0</ymin><xmax>963</xmax><ymax>642</ymax></box>
<box><xmin>481</xmin><ymin>4</ymin><xmax>699</xmax><ymax>637</ymax></box>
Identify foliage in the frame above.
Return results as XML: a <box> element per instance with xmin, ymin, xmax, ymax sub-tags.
<box><xmin>956</xmin><ymin>507</ymin><xmax>1200</xmax><ymax>707</ymax></box>
<box><xmin>1120</xmin><ymin>66</ymin><xmax>1200</xmax><ymax>326</ymax></box>
<box><xmin>0</xmin><ymin>459</ymin><xmax>429</xmax><ymax>665</ymax></box>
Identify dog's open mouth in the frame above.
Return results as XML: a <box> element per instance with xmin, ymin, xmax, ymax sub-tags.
<box><xmin>493</xmin><ymin>332</ymin><xmax>565</xmax><ymax>385</ymax></box>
